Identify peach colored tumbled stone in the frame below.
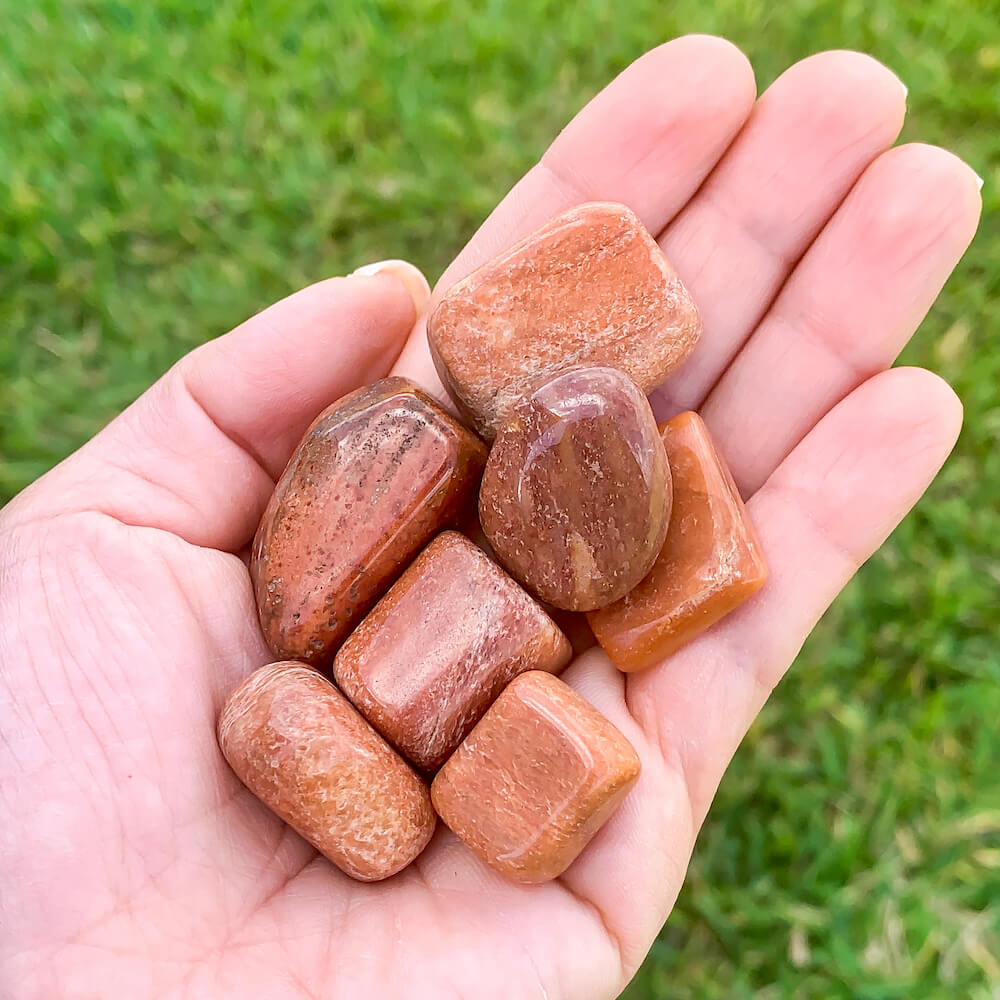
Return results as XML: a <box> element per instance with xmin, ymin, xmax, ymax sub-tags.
<box><xmin>334</xmin><ymin>531</ymin><xmax>572</xmax><ymax>772</ymax></box>
<box><xmin>588</xmin><ymin>411</ymin><xmax>769</xmax><ymax>671</ymax></box>
<box><xmin>431</xmin><ymin>671</ymin><xmax>641</xmax><ymax>883</ymax></box>
<box><xmin>218</xmin><ymin>661</ymin><xmax>436</xmax><ymax>882</ymax></box>
<box><xmin>479</xmin><ymin>366</ymin><xmax>672</xmax><ymax>612</ymax></box>
<box><xmin>251</xmin><ymin>377</ymin><xmax>487</xmax><ymax>668</ymax></box>
<box><xmin>427</xmin><ymin>201</ymin><xmax>702</xmax><ymax>439</ymax></box>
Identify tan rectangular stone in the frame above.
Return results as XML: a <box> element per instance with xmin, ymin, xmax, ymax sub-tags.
<box><xmin>431</xmin><ymin>671</ymin><xmax>640</xmax><ymax>883</ymax></box>
<box><xmin>427</xmin><ymin>201</ymin><xmax>701</xmax><ymax>439</ymax></box>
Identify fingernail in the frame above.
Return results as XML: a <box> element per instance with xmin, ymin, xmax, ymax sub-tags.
<box><xmin>975</xmin><ymin>172</ymin><xmax>985</xmax><ymax>192</ymax></box>
<box><xmin>352</xmin><ymin>259</ymin><xmax>431</xmax><ymax>316</ymax></box>
<box><xmin>900</xmin><ymin>80</ymin><xmax>908</xmax><ymax>99</ymax></box>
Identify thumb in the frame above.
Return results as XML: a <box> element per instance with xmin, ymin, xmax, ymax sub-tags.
<box><xmin>2</xmin><ymin>261</ymin><xmax>430</xmax><ymax>552</ymax></box>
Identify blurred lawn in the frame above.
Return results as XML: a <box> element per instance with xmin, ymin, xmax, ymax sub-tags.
<box><xmin>1</xmin><ymin>1</ymin><xmax>997</xmax><ymax>997</ymax></box>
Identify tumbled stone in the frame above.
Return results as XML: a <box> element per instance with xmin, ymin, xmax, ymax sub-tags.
<box><xmin>251</xmin><ymin>378</ymin><xmax>488</xmax><ymax>667</ymax></box>
<box><xmin>334</xmin><ymin>531</ymin><xmax>571</xmax><ymax>772</ymax></box>
<box><xmin>217</xmin><ymin>661</ymin><xmax>436</xmax><ymax>882</ymax></box>
<box><xmin>588</xmin><ymin>411</ymin><xmax>769</xmax><ymax>671</ymax></box>
<box><xmin>427</xmin><ymin>201</ymin><xmax>702</xmax><ymax>439</ymax></box>
<box><xmin>479</xmin><ymin>366</ymin><xmax>672</xmax><ymax>612</ymax></box>
<box><xmin>431</xmin><ymin>671</ymin><xmax>641</xmax><ymax>883</ymax></box>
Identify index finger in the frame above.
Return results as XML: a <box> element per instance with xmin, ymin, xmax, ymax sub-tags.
<box><xmin>391</xmin><ymin>34</ymin><xmax>757</xmax><ymax>396</ymax></box>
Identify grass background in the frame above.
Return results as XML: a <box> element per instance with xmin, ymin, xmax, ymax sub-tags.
<box><xmin>1</xmin><ymin>1</ymin><xmax>997</xmax><ymax>996</ymax></box>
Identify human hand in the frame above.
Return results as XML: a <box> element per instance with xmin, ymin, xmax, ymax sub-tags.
<box><xmin>0</xmin><ymin>35</ymin><xmax>981</xmax><ymax>999</ymax></box>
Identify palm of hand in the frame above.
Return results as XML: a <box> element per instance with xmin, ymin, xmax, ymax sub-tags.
<box><xmin>5</xmin><ymin>492</ymin><xmax>643</xmax><ymax>1000</ymax></box>
<box><xmin>0</xmin><ymin>37</ymin><xmax>980</xmax><ymax>1000</ymax></box>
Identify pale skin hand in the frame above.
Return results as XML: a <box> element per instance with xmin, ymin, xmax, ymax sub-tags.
<box><xmin>0</xmin><ymin>36</ymin><xmax>981</xmax><ymax>1000</ymax></box>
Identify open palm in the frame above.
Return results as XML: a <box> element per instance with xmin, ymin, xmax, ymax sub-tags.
<box><xmin>0</xmin><ymin>36</ymin><xmax>981</xmax><ymax>1000</ymax></box>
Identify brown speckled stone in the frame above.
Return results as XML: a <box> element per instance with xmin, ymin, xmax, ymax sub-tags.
<box><xmin>431</xmin><ymin>671</ymin><xmax>641</xmax><ymax>883</ymax></box>
<box><xmin>218</xmin><ymin>661</ymin><xmax>436</xmax><ymax>882</ymax></box>
<box><xmin>334</xmin><ymin>531</ymin><xmax>571</xmax><ymax>772</ymax></box>
<box><xmin>588</xmin><ymin>411</ymin><xmax>769</xmax><ymax>671</ymax></box>
<box><xmin>251</xmin><ymin>378</ymin><xmax>487</xmax><ymax>667</ymax></box>
<box><xmin>479</xmin><ymin>366</ymin><xmax>672</xmax><ymax>612</ymax></box>
<box><xmin>427</xmin><ymin>201</ymin><xmax>702</xmax><ymax>439</ymax></box>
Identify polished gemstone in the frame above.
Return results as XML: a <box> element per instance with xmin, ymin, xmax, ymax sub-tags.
<box><xmin>217</xmin><ymin>661</ymin><xmax>436</xmax><ymax>882</ymax></box>
<box><xmin>431</xmin><ymin>671</ymin><xmax>641</xmax><ymax>883</ymax></box>
<box><xmin>479</xmin><ymin>366</ymin><xmax>672</xmax><ymax>611</ymax></box>
<box><xmin>334</xmin><ymin>531</ymin><xmax>571</xmax><ymax>772</ymax></box>
<box><xmin>427</xmin><ymin>201</ymin><xmax>702</xmax><ymax>439</ymax></box>
<box><xmin>588</xmin><ymin>411</ymin><xmax>769</xmax><ymax>671</ymax></box>
<box><xmin>251</xmin><ymin>378</ymin><xmax>487</xmax><ymax>667</ymax></box>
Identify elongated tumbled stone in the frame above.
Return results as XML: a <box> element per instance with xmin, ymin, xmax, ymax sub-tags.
<box><xmin>251</xmin><ymin>378</ymin><xmax>488</xmax><ymax>667</ymax></box>
<box><xmin>427</xmin><ymin>201</ymin><xmax>702</xmax><ymax>439</ymax></box>
<box><xmin>217</xmin><ymin>661</ymin><xmax>436</xmax><ymax>882</ymax></box>
<box><xmin>431</xmin><ymin>671</ymin><xmax>641</xmax><ymax>883</ymax></box>
<box><xmin>479</xmin><ymin>366</ymin><xmax>672</xmax><ymax>611</ymax></box>
<box><xmin>334</xmin><ymin>531</ymin><xmax>572</xmax><ymax>772</ymax></box>
<box><xmin>588</xmin><ymin>411</ymin><xmax>769</xmax><ymax>671</ymax></box>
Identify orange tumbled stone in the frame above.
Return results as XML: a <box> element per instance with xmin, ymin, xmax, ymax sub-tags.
<box><xmin>431</xmin><ymin>671</ymin><xmax>641</xmax><ymax>883</ymax></box>
<box><xmin>251</xmin><ymin>378</ymin><xmax>487</xmax><ymax>668</ymax></box>
<box><xmin>588</xmin><ymin>411</ymin><xmax>769</xmax><ymax>671</ymax></box>
<box><xmin>218</xmin><ymin>661</ymin><xmax>436</xmax><ymax>882</ymax></box>
<box><xmin>479</xmin><ymin>365</ymin><xmax>672</xmax><ymax>612</ymax></box>
<box><xmin>427</xmin><ymin>201</ymin><xmax>702</xmax><ymax>440</ymax></box>
<box><xmin>334</xmin><ymin>531</ymin><xmax>572</xmax><ymax>772</ymax></box>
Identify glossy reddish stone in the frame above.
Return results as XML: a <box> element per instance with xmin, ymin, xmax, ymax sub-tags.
<box><xmin>588</xmin><ymin>411</ymin><xmax>769</xmax><ymax>671</ymax></box>
<box><xmin>427</xmin><ymin>201</ymin><xmax>702</xmax><ymax>439</ymax></box>
<box><xmin>431</xmin><ymin>671</ymin><xmax>641</xmax><ymax>883</ymax></box>
<box><xmin>251</xmin><ymin>378</ymin><xmax>487</xmax><ymax>667</ymax></box>
<box><xmin>479</xmin><ymin>366</ymin><xmax>672</xmax><ymax>612</ymax></box>
<box><xmin>334</xmin><ymin>531</ymin><xmax>571</xmax><ymax>772</ymax></box>
<box><xmin>217</xmin><ymin>661</ymin><xmax>436</xmax><ymax>882</ymax></box>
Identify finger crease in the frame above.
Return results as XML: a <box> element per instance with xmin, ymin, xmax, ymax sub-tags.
<box><xmin>536</xmin><ymin>155</ymin><xmax>597</xmax><ymax>208</ymax></box>
<box><xmin>180</xmin><ymin>371</ymin><xmax>276</xmax><ymax>486</ymax></box>
<box><xmin>556</xmin><ymin>879</ymin><xmax>628</xmax><ymax>985</ymax></box>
